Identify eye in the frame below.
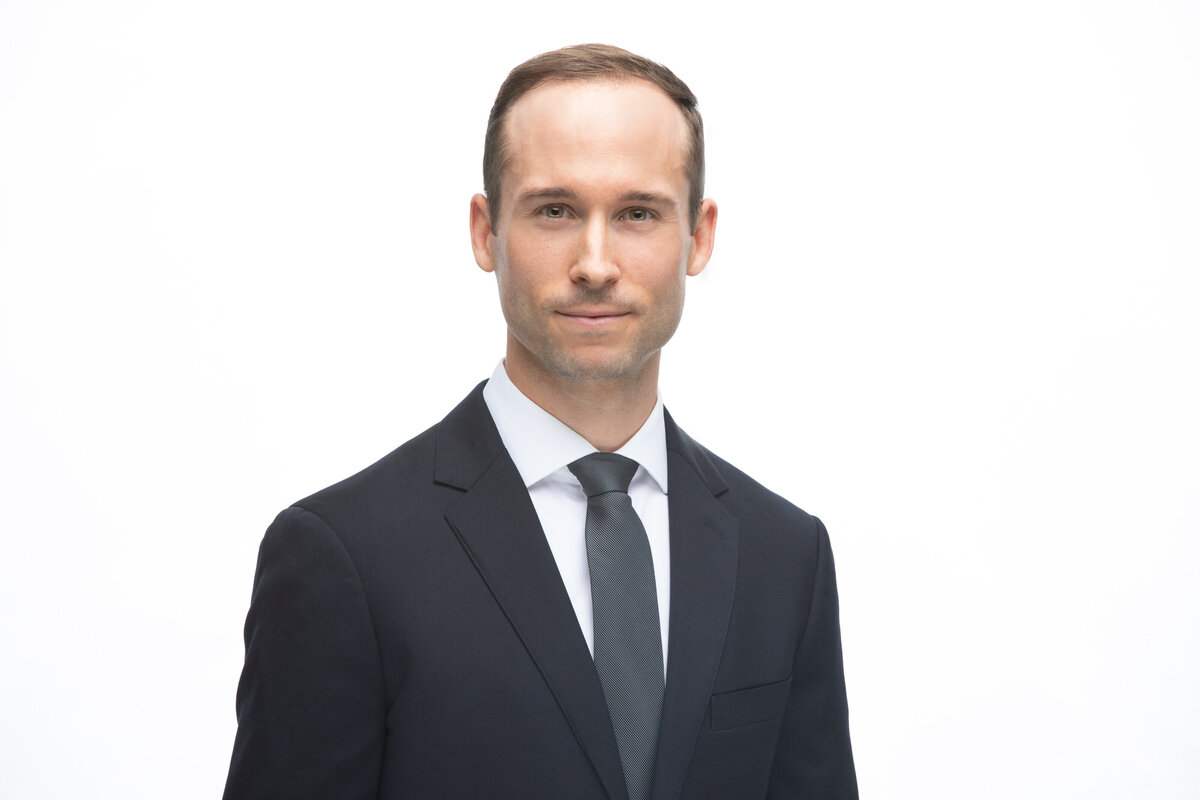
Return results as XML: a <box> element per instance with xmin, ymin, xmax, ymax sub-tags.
<box><xmin>624</xmin><ymin>208</ymin><xmax>653</xmax><ymax>222</ymax></box>
<box><xmin>541</xmin><ymin>204</ymin><xmax>567</xmax><ymax>219</ymax></box>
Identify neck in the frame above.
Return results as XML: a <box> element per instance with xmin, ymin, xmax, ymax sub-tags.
<box><xmin>503</xmin><ymin>344</ymin><xmax>660</xmax><ymax>453</ymax></box>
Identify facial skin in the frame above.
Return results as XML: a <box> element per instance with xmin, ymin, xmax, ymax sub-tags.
<box><xmin>470</xmin><ymin>79</ymin><xmax>718</xmax><ymax>427</ymax></box>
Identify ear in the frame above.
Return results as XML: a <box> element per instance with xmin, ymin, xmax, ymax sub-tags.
<box><xmin>685</xmin><ymin>198</ymin><xmax>718</xmax><ymax>277</ymax></box>
<box><xmin>469</xmin><ymin>193</ymin><xmax>496</xmax><ymax>273</ymax></box>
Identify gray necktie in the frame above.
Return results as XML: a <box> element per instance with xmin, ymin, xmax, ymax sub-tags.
<box><xmin>568</xmin><ymin>452</ymin><xmax>664</xmax><ymax>800</ymax></box>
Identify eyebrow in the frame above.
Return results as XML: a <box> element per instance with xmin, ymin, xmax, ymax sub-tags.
<box><xmin>620</xmin><ymin>191</ymin><xmax>677</xmax><ymax>208</ymax></box>
<box><xmin>516</xmin><ymin>188</ymin><xmax>678</xmax><ymax>208</ymax></box>
<box><xmin>517</xmin><ymin>188</ymin><xmax>579</xmax><ymax>203</ymax></box>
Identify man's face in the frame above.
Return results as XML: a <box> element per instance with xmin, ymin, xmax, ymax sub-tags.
<box><xmin>470</xmin><ymin>79</ymin><xmax>717</xmax><ymax>389</ymax></box>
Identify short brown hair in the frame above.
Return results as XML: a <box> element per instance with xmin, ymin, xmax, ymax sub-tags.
<box><xmin>483</xmin><ymin>43</ymin><xmax>705</xmax><ymax>227</ymax></box>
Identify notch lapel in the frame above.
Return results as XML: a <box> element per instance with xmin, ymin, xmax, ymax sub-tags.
<box><xmin>435</xmin><ymin>385</ymin><xmax>628</xmax><ymax>800</ymax></box>
<box><xmin>651</xmin><ymin>414</ymin><xmax>739</xmax><ymax>800</ymax></box>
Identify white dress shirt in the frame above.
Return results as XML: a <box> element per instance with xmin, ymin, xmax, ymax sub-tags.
<box><xmin>482</xmin><ymin>361</ymin><xmax>671</xmax><ymax>672</ymax></box>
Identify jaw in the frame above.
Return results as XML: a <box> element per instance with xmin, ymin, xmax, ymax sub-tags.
<box><xmin>505</xmin><ymin>327</ymin><xmax>659</xmax><ymax>386</ymax></box>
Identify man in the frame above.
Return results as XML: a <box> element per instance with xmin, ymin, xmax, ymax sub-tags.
<box><xmin>224</xmin><ymin>44</ymin><xmax>857</xmax><ymax>799</ymax></box>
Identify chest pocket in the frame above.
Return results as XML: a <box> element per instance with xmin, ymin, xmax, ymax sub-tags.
<box><xmin>709</xmin><ymin>676</ymin><xmax>793</xmax><ymax>730</ymax></box>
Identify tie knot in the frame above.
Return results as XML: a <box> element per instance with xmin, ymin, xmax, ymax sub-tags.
<box><xmin>568</xmin><ymin>452</ymin><xmax>639</xmax><ymax>498</ymax></box>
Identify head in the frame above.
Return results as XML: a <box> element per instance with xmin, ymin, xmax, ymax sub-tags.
<box><xmin>470</xmin><ymin>46</ymin><xmax>717</xmax><ymax>395</ymax></box>
<box><xmin>483</xmin><ymin>44</ymin><xmax>706</xmax><ymax>229</ymax></box>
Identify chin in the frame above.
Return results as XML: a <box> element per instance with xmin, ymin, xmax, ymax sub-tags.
<box><xmin>539</xmin><ymin>350</ymin><xmax>648</xmax><ymax>385</ymax></box>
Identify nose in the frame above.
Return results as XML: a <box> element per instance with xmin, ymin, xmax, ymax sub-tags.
<box><xmin>568</xmin><ymin>216</ymin><xmax>620</xmax><ymax>286</ymax></box>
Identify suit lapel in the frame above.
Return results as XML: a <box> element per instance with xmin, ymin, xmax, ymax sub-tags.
<box><xmin>651</xmin><ymin>414</ymin><xmax>739</xmax><ymax>800</ymax></box>
<box><xmin>435</xmin><ymin>385</ymin><xmax>628</xmax><ymax>800</ymax></box>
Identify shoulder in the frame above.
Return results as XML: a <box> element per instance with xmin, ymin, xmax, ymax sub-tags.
<box><xmin>295</xmin><ymin>423</ymin><xmax>439</xmax><ymax>522</ymax></box>
<box><xmin>283</xmin><ymin>381</ymin><xmax>498</xmax><ymax>539</ymax></box>
<box><xmin>265</xmin><ymin>380</ymin><xmax>497</xmax><ymax>558</ymax></box>
<box><xmin>713</xmin><ymin>446</ymin><xmax>828</xmax><ymax>545</ymax></box>
<box><xmin>669</xmin><ymin>415</ymin><xmax>822</xmax><ymax>525</ymax></box>
<box><xmin>668</xmin><ymin>416</ymin><xmax>829</xmax><ymax>555</ymax></box>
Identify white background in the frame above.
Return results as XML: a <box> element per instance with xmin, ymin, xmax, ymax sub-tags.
<box><xmin>2</xmin><ymin>1</ymin><xmax>1197</xmax><ymax>797</ymax></box>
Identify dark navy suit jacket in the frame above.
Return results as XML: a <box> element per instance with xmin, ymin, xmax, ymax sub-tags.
<box><xmin>224</xmin><ymin>384</ymin><xmax>857</xmax><ymax>799</ymax></box>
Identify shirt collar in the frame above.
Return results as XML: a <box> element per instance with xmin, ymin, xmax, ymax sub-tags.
<box><xmin>481</xmin><ymin>360</ymin><xmax>669</xmax><ymax>493</ymax></box>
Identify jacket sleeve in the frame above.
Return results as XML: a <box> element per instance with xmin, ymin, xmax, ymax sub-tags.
<box><xmin>223</xmin><ymin>506</ymin><xmax>386</xmax><ymax>800</ymax></box>
<box><xmin>767</xmin><ymin>518</ymin><xmax>859</xmax><ymax>798</ymax></box>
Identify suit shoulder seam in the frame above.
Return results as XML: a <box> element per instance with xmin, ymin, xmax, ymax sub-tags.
<box><xmin>793</xmin><ymin>515</ymin><xmax>829</xmax><ymax>657</ymax></box>
<box><xmin>287</xmin><ymin>503</ymin><xmax>389</xmax><ymax>691</ymax></box>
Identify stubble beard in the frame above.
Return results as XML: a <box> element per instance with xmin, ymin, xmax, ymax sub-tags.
<box><xmin>503</xmin><ymin>289</ymin><xmax>684</xmax><ymax>387</ymax></box>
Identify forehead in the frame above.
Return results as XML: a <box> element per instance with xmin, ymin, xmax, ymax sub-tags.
<box><xmin>501</xmin><ymin>79</ymin><xmax>690</xmax><ymax>198</ymax></box>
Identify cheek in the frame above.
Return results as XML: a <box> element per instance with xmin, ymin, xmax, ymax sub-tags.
<box><xmin>616</xmin><ymin>238</ymin><xmax>689</xmax><ymax>292</ymax></box>
<box><xmin>616</xmin><ymin>223</ymin><xmax>689</xmax><ymax>264</ymax></box>
<box><xmin>498</xmin><ymin>234</ymin><xmax>568</xmax><ymax>297</ymax></box>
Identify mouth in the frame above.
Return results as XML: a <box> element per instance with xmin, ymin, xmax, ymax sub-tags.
<box><xmin>556</xmin><ymin>309</ymin><xmax>630</xmax><ymax>327</ymax></box>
